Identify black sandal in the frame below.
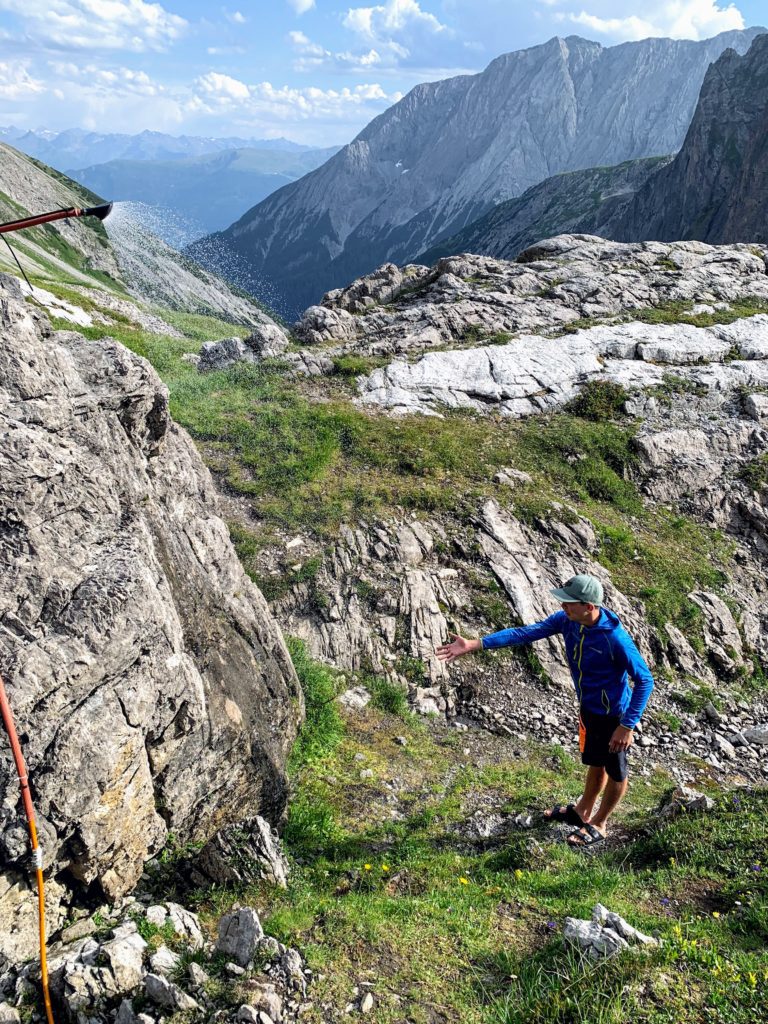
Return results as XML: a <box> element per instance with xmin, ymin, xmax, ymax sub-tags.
<box><xmin>567</xmin><ymin>824</ymin><xmax>605</xmax><ymax>849</ymax></box>
<box><xmin>543</xmin><ymin>804</ymin><xmax>585</xmax><ymax>827</ymax></box>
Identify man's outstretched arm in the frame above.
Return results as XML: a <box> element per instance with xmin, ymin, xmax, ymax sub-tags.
<box><xmin>436</xmin><ymin>612</ymin><xmax>567</xmax><ymax>663</ymax></box>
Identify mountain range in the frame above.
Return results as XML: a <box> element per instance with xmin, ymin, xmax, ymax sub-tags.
<box><xmin>425</xmin><ymin>32</ymin><xmax>768</xmax><ymax>261</ymax></box>
<box><xmin>0</xmin><ymin>126</ymin><xmax>316</xmax><ymax>168</ymax></box>
<box><xmin>193</xmin><ymin>27</ymin><xmax>766</xmax><ymax>319</ymax></box>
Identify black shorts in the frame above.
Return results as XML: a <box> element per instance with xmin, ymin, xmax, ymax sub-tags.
<box><xmin>580</xmin><ymin>708</ymin><xmax>628</xmax><ymax>782</ymax></box>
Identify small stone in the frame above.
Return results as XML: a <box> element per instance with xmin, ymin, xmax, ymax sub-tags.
<box><xmin>227</xmin><ymin>963</ymin><xmax>247</xmax><ymax>977</ymax></box>
<box><xmin>144</xmin><ymin>973</ymin><xmax>199</xmax><ymax>1012</ymax></box>
<box><xmin>360</xmin><ymin>769</ymin><xmax>374</xmax><ymax>780</ymax></box>
<box><xmin>705</xmin><ymin>702</ymin><xmax>722</xmax><ymax>725</ymax></box>
<box><xmin>188</xmin><ymin>962</ymin><xmax>209</xmax><ymax>988</ymax></box>
<box><xmin>360</xmin><ymin>992</ymin><xmax>375</xmax><ymax>1013</ymax></box>
<box><xmin>216</xmin><ymin>907</ymin><xmax>264</xmax><ymax>967</ymax></box>
<box><xmin>338</xmin><ymin>687</ymin><xmax>372</xmax><ymax>710</ymax></box>
<box><xmin>60</xmin><ymin>919</ymin><xmax>97</xmax><ymax>943</ymax></box>
<box><xmin>237</xmin><ymin>1007</ymin><xmax>260</xmax><ymax>1024</ymax></box>
<box><xmin>146</xmin><ymin>906</ymin><xmax>168</xmax><ymax>927</ymax></box>
<box><xmin>150</xmin><ymin>945</ymin><xmax>180</xmax><ymax>977</ymax></box>
<box><xmin>745</xmin><ymin>726</ymin><xmax>768</xmax><ymax>747</ymax></box>
<box><xmin>394</xmin><ymin>736</ymin><xmax>408</xmax><ymax>747</ymax></box>
<box><xmin>0</xmin><ymin>1004</ymin><xmax>20</xmax><ymax>1024</ymax></box>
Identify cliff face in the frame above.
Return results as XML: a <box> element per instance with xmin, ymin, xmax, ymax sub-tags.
<box><xmin>609</xmin><ymin>33</ymin><xmax>768</xmax><ymax>243</ymax></box>
<box><xmin>0</xmin><ymin>275</ymin><xmax>301</xmax><ymax>961</ymax></box>
<box><xmin>417</xmin><ymin>157</ymin><xmax>672</xmax><ymax>264</ymax></box>
<box><xmin>196</xmin><ymin>28</ymin><xmax>764</xmax><ymax>317</ymax></box>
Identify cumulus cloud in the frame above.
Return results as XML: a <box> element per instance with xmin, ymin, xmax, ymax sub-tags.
<box><xmin>566</xmin><ymin>1</ymin><xmax>745</xmax><ymax>41</ymax></box>
<box><xmin>0</xmin><ymin>60</ymin><xmax>45</xmax><ymax>99</ymax></box>
<box><xmin>196</xmin><ymin>71</ymin><xmax>251</xmax><ymax>102</ymax></box>
<box><xmin>343</xmin><ymin>0</ymin><xmax>448</xmax><ymax>41</ymax></box>
<box><xmin>0</xmin><ymin>0</ymin><xmax>187</xmax><ymax>51</ymax></box>
<box><xmin>188</xmin><ymin>73</ymin><xmax>401</xmax><ymax>125</ymax></box>
<box><xmin>288</xmin><ymin>28</ymin><xmax>384</xmax><ymax>72</ymax></box>
<box><xmin>287</xmin><ymin>0</ymin><xmax>315</xmax><ymax>13</ymax></box>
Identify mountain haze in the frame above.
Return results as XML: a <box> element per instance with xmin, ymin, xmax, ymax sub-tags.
<box><xmin>198</xmin><ymin>28</ymin><xmax>765</xmax><ymax>318</ymax></box>
<box><xmin>72</xmin><ymin>146</ymin><xmax>339</xmax><ymax>241</ymax></box>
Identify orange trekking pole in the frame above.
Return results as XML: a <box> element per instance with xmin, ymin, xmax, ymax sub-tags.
<box><xmin>0</xmin><ymin>673</ymin><xmax>55</xmax><ymax>1024</ymax></box>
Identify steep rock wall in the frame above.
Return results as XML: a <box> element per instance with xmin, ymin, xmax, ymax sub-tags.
<box><xmin>0</xmin><ymin>275</ymin><xmax>301</xmax><ymax>962</ymax></box>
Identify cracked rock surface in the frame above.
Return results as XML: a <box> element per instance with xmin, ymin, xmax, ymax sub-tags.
<box><xmin>0</xmin><ymin>274</ymin><xmax>302</xmax><ymax>963</ymax></box>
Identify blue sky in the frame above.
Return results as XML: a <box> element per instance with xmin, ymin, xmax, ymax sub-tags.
<box><xmin>0</xmin><ymin>1</ymin><xmax>764</xmax><ymax>146</ymax></box>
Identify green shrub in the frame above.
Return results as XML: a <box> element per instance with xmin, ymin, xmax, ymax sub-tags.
<box><xmin>287</xmin><ymin>637</ymin><xmax>345</xmax><ymax>772</ymax></box>
<box><xmin>739</xmin><ymin>454</ymin><xmax>768</xmax><ymax>490</ymax></box>
<box><xmin>369</xmin><ymin>677</ymin><xmax>409</xmax><ymax>716</ymax></box>
<box><xmin>564</xmin><ymin>380</ymin><xmax>629</xmax><ymax>421</ymax></box>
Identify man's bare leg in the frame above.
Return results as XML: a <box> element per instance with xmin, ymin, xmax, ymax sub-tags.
<box><xmin>589</xmin><ymin>777</ymin><xmax>628</xmax><ymax>834</ymax></box>
<box><xmin>573</xmin><ymin>766</ymin><xmax>607</xmax><ymax>823</ymax></box>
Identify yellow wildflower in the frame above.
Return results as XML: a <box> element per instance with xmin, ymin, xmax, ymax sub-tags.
<box><xmin>381</xmin><ymin>864</ymin><xmax>390</xmax><ymax>872</ymax></box>
<box><xmin>459</xmin><ymin>877</ymin><xmax>469</xmax><ymax>885</ymax></box>
<box><xmin>364</xmin><ymin>864</ymin><xmax>372</xmax><ymax>871</ymax></box>
<box><xmin>712</xmin><ymin>911</ymin><xmax>720</xmax><ymax>919</ymax></box>
<box><xmin>514</xmin><ymin>869</ymin><xmax>524</xmax><ymax>880</ymax></box>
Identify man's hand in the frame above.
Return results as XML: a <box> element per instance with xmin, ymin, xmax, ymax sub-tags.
<box><xmin>435</xmin><ymin>634</ymin><xmax>482</xmax><ymax>663</ymax></box>
<box><xmin>609</xmin><ymin>725</ymin><xmax>634</xmax><ymax>753</ymax></box>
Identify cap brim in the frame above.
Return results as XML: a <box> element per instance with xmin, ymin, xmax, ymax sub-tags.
<box><xmin>551</xmin><ymin>587</ymin><xmax>580</xmax><ymax>602</ymax></box>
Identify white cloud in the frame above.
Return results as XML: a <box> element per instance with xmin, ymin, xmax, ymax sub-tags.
<box><xmin>0</xmin><ymin>0</ymin><xmax>187</xmax><ymax>51</ymax></box>
<box><xmin>287</xmin><ymin>0</ymin><xmax>315</xmax><ymax>13</ymax></box>
<box><xmin>187</xmin><ymin>74</ymin><xmax>401</xmax><ymax>131</ymax></box>
<box><xmin>196</xmin><ymin>71</ymin><xmax>251</xmax><ymax>102</ymax></box>
<box><xmin>227</xmin><ymin>9</ymin><xmax>246</xmax><ymax>23</ymax></box>
<box><xmin>0</xmin><ymin>60</ymin><xmax>45</xmax><ymax>99</ymax></box>
<box><xmin>344</xmin><ymin>0</ymin><xmax>448</xmax><ymax>41</ymax></box>
<box><xmin>288</xmin><ymin>28</ymin><xmax>384</xmax><ymax>71</ymax></box>
<box><xmin>566</xmin><ymin>1</ymin><xmax>745</xmax><ymax>41</ymax></box>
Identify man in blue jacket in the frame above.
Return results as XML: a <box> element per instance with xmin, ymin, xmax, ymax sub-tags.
<box><xmin>435</xmin><ymin>573</ymin><xmax>654</xmax><ymax>849</ymax></box>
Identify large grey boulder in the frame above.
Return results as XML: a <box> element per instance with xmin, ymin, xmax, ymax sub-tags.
<box><xmin>193</xmin><ymin>816</ymin><xmax>290</xmax><ymax>889</ymax></box>
<box><xmin>198</xmin><ymin>321</ymin><xmax>290</xmax><ymax>372</ymax></box>
<box><xmin>0</xmin><ymin>274</ymin><xmax>302</xmax><ymax>963</ymax></box>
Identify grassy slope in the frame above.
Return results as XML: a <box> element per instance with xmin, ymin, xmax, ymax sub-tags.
<box><xmin>173</xmin><ymin>642</ymin><xmax>767</xmax><ymax>1024</ymax></box>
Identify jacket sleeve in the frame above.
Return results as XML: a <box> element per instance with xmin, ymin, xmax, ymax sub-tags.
<box><xmin>482</xmin><ymin>611</ymin><xmax>567</xmax><ymax>650</ymax></box>
<box><xmin>615</xmin><ymin>629</ymin><xmax>655</xmax><ymax>729</ymax></box>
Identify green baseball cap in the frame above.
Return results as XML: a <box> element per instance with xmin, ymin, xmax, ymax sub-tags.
<box><xmin>551</xmin><ymin>574</ymin><xmax>604</xmax><ymax>605</ymax></box>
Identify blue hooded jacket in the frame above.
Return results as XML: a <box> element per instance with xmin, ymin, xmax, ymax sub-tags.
<box><xmin>482</xmin><ymin>609</ymin><xmax>654</xmax><ymax>729</ymax></box>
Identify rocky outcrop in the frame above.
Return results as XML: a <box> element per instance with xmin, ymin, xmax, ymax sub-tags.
<box><xmin>356</xmin><ymin>315</ymin><xmax>768</xmax><ymax>418</ymax></box>
<box><xmin>610</xmin><ymin>33</ymin><xmax>768</xmax><ymax>245</ymax></box>
<box><xmin>0</xmin><ymin>900</ymin><xmax>312</xmax><ymax>1023</ymax></box>
<box><xmin>197</xmin><ymin>322</ymin><xmax>291</xmax><ymax>372</ymax></box>
<box><xmin>0</xmin><ymin>274</ymin><xmax>301</xmax><ymax>963</ymax></box>
<box><xmin>287</xmin><ymin>238</ymin><xmax>768</xmax><ymax>367</ymax></box>
<box><xmin>564</xmin><ymin>904</ymin><xmax>659</xmax><ymax>959</ymax></box>
<box><xmin>196</xmin><ymin>28</ymin><xmax>764</xmax><ymax>317</ymax></box>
